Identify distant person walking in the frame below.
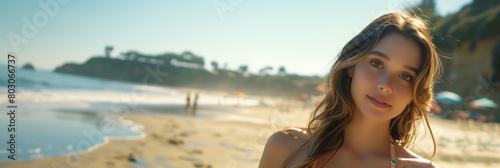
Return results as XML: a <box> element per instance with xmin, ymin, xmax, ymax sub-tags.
<box><xmin>191</xmin><ymin>93</ymin><xmax>199</xmax><ymax>116</ymax></box>
<box><xmin>185</xmin><ymin>92</ymin><xmax>191</xmax><ymax>113</ymax></box>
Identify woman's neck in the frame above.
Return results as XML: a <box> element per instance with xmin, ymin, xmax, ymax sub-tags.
<box><xmin>343</xmin><ymin>109</ymin><xmax>392</xmax><ymax>156</ymax></box>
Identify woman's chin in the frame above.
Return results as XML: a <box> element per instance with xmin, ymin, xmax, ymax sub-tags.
<box><xmin>360</xmin><ymin>109</ymin><xmax>394</xmax><ymax>122</ymax></box>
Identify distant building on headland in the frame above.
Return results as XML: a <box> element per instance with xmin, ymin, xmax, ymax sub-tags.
<box><xmin>54</xmin><ymin>46</ymin><xmax>322</xmax><ymax>97</ymax></box>
<box><xmin>120</xmin><ymin>51</ymin><xmax>204</xmax><ymax>70</ymax></box>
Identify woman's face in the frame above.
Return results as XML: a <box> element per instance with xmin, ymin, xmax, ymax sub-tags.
<box><xmin>350</xmin><ymin>33</ymin><xmax>422</xmax><ymax>122</ymax></box>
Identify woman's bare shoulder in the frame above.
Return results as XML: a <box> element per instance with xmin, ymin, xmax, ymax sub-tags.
<box><xmin>395</xmin><ymin>146</ymin><xmax>439</xmax><ymax>168</ymax></box>
<box><xmin>272</xmin><ymin>128</ymin><xmax>310</xmax><ymax>141</ymax></box>
<box><xmin>259</xmin><ymin>128</ymin><xmax>310</xmax><ymax>168</ymax></box>
<box><xmin>265</xmin><ymin>128</ymin><xmax>310</xmax><ymax>151</ymax></box>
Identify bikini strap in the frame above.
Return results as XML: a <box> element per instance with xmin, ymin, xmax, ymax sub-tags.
<box><xmin>390</xmin><ymin>137</ymin><xmax>396</xmax><ymax>168</ymax></box>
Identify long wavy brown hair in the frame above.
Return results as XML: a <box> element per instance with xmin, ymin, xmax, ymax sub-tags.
<box><xmin>282</xmin><ymin>12</ymin><xmax>442</xmax><ymax>168</ymax></box>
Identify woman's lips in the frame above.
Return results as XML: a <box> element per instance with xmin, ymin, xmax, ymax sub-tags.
<box><xmin>367</xmin><ymin>95</ymin><xmax>391</xmax><ymax>108</ymax></box>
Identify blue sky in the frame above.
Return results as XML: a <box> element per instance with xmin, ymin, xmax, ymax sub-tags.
<box><xmin>0</xmin><ymin>0</ymin><xmax>472</xmax><ymax>76</ymax></box>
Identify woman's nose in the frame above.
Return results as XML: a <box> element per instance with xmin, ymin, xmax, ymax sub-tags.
<box><xmin>377</xmin><ymin>73</ymin><xmax>392</xmax><ymax>94</ymax></box>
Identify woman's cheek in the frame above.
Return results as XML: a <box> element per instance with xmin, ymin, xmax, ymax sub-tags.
<box><xmin>358</xmin><ymin>64</ymin><xmax>378</xmax><ymax>80</ymax></box>
<box><xmin>395</xmin><ymin>82</ymin><xmax>413</xmax><ymax>102</ymax></box>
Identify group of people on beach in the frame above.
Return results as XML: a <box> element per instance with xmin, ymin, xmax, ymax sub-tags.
<box><xmin>185</xmin><ymin>92</ymin><xmax>199</xmax><ymax>116</ymax></box>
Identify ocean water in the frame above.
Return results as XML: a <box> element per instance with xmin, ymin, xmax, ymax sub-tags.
<box><xmin>0</xmin><ymin>64</ymin><xmax>262</xmax><ymax>161</ymax></box>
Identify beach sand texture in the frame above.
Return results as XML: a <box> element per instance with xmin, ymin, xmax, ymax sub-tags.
<box><xmin>1</xmin><ymin>105</ymin><xmax>499</xmax><ymax>168</ymax></box>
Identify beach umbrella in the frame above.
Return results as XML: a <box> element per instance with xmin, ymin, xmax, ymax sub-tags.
<box><xmin>299</xmin><ymin>93</ymin><xmax>308</xmax><ymax>100</ymax></box>
<box><xmin>435</xmin><ymin>91</ymin><xmax>462</xmax><ymax>104</ymax></box>
<box><xmin>468</xmin><ymin>97</ymin><xmax>498</xmax><ymax>109</ymax></box>
<box><xmin>233</xmin><ymin>92</ymin><xmax>245</xmax><ymax>98</ymax></box>
<box><xmin>315</xmin><ymin>85</ymin><xmax>325</xmax><ymax>92</ymax></box>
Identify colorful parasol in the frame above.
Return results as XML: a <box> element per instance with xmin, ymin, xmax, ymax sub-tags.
<box><xmin>233</xmin><ymin>92</ymin><xmax>245</xmax><ymax>98</ymax></box>
<box><xmin>315</xmin><ymin>85</ymin><xmax>325</xmax><ymax>92</ymax></box>
<box><xmin>435</xmin><ymin>91</ymin><xmax>462</xmax><ymax>104</ymax></box>
<box><xmin>468</xmin><ymin>97</ymin><xmax>498</xmax><ymax>109</ymax></box>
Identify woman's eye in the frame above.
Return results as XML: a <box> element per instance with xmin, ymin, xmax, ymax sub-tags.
<box><xmin>370</xmin><ymin>60</ymin><xmax>383</xmax><ymax>68</ymax></box>
<box><xmin>400</xmin><ymin>74</ymin><xmax>412</xmax><ymax>81</ymax></box>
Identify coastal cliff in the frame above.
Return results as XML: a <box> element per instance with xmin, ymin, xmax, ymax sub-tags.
<box><xmin>54</xmin><ymin>51</ymin><xmax>321</xmax><ymax>98</ymax></box>
<box><xmin>427</xmin><ymin>0</ymin><xmax>500</xmax><ymax>99</ymax></box>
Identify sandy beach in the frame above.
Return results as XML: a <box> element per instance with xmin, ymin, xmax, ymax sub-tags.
<box><xmin>1</xmin><ymin>104</ymin><xmax>499</xmax><ymax>168</ymax></box>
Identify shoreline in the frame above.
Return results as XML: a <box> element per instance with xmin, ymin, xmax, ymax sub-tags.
<box><xmin>0</xmin><ymin>114</ymin><xmax>148</xmax><ymax>162</ymax></box>
<box><xmin>0</xmin><ymin>106</ymin><xmax>282</xmax><ymax>168</ymax></box>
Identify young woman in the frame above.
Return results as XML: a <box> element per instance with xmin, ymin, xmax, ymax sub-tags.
<box><xmin>259</xmin><ymin>12</ymin><xmax>441</xmax><ymax>168</ymax></box>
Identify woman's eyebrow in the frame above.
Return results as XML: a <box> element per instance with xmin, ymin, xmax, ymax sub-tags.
<box><xmin>405</xmin><ymin>65</ymin><xmax>419</xmax><ymax>74</ymax></box>
<box><xmin>369</xmin><ymin>50</ymin><xmax>419</xmax><ymax>74</ymax></box>
<box><xmin>369</xmin><ymin>50</ymin><xmax>389</xmax><ymax>60</ymax></box>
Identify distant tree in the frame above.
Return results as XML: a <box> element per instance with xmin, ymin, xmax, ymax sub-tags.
<box><xmin>211</xmin><ymin>61</ymin><xmax>219</xmax><ymax>71</ymax></box>
<box><xmin>278</xmin><ymin>66</ymin><xmax>286</xmax><ymax>76</ymax></box>
<box><xmin>239</xmin><ymin>65</ymin><xmax>249</xmax><ymax>76</ymax></box>
<box><xmin>469</xmin><ymin>0</ymin><xmax>500</xmax><ymax>17</ymax></box>
<box><xmin>239</xmin><ymin>65</ymin><xmax>248</xmax><ymax>73</ymax></box>
<box><xmin>407</xmin><ymin>0</ymin><xmax>439</xmax><ymax>24</ymax></box>
<box><xmin>105</xmin><ymin>46</ymin><xmax>113</xmax><ymax>58</ymax></box>
<box><xmin>22</xmin><ymin>62</ymin><xmax>35</xmax><ymax>70</ymax></box>
<box><xmin>259</xmin><ymin>66</ymin><xmax>273</xmax><ymax>76</ymax></box>
<box><xmin>420</xmin><ymin>0</ymin><xmax>435</xmax><ymax>16</ymax></box>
